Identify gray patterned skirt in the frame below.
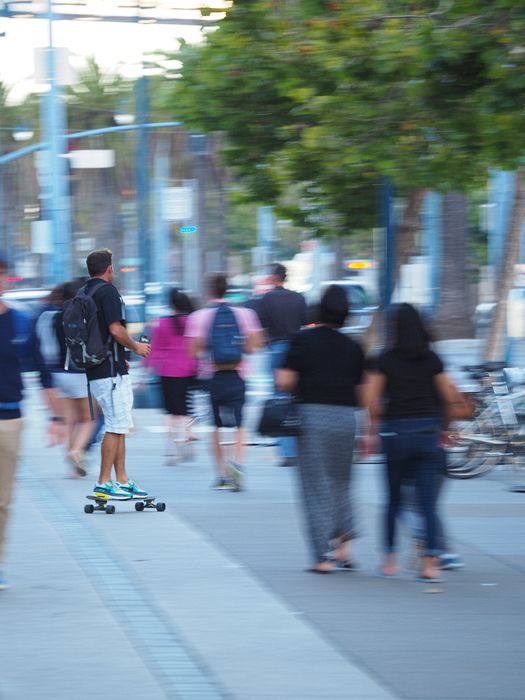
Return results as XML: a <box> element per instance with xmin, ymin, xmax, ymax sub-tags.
<box><xmin>296</xmin><ymin>403</ymin><xmax>357</xmax><ymax>564</ymax></box>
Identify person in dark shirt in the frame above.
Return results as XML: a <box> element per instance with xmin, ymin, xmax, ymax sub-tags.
<box><xmin>0</xmin><ymin>254</ymin><xmax>58</xmax><ymax>590</ymax></box>
<box><xmin>278</xmin><ymin>285</ymin><xmax>364</xmax><ymax>573</ymax></box>
<box><xmin>364</xmin><ymin>303</ymin><xmax>460</xmax><ymax>583</ymax></box>
<box><xmin>257</xmin><ymin>262</ymin><xmax>307</xmax><ymax>467</ymax></box>
<box><xmin>83</xmin><ymin>249</ymin><xmax>151</xmax><ymax>501</ymax></box>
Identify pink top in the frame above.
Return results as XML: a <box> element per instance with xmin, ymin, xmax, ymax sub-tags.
<box><xmin>145</xmin><ymin>315</ymin><xmax>198</xmax><ymax>378</ymax></box>
<box><xmin>184</xmin><ymin>302</ymin><xmax>262</xmax><ymax>379</ymax></box>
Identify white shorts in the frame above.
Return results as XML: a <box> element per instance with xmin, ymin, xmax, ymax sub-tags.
<box><xmin>52</xmin><ymin>372</ymin><xmax>88</xmax><ymax>400</ymax></box>
<box><xmin>89</xmin><ymin>374</ymin><xmax>134</xmax><ymax>434</ymax></box>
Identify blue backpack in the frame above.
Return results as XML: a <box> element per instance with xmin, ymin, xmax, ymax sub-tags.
<box><xmin>208</xmin><ymin>305</ymin><xmax>244</xmax><ymax>366</ymax></box>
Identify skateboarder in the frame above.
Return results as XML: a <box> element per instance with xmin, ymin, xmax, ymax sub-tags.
<box><xmin>79</xmin><ymin>249</ymin><xmax>151</xmax><ymax>500</ymax></box>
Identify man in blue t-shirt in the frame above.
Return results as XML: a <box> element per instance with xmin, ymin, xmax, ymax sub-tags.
<box><xmin>0</xmin><ymin>254</ymin><xmax>58</xmax><ymax>590</ymax></box>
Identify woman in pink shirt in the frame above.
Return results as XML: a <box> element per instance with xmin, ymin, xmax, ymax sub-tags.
<box><xmin>146</xmin><ymin>289</ymin><xmax>198</xmax><ymax>463</ymax></box>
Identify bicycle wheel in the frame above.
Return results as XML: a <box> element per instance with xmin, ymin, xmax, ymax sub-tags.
<box><xmin>445</xmin><ymin>439</ymin><xmax>503</xmax><ymax>479</ymax></box>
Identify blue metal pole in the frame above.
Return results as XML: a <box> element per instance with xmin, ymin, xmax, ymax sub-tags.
<box><xmin>422</xmin><ymin>191</ymin><xmax>442</xmax><ymax>313</ymax></box>
<box><xmin>0</xmin><ymin>123</ymin><xmax>183</xmax><ymax>166</ymax></box>
<box><xmin>152</xmin><ymin>138</ymin><xmax>170</xmax><ymax>288</ymax></box>
<box><xmin>135</xmin><ymin>77</ymin><xmax>150</xmax><ymax>290</ymax></box>
<box><xmin>69</xmin><ymin>122</ymin><xmax>181</xmax><ymax>139</ymax></box>
<box><xmin>0</xmin><ymin>142</ymin><xmax>43</xmax><ymax>166</ymax></box>
<box><xmin>42</xmin><ymin>0</ymin><xmax>72</xmax><ymax>285</ymax></box>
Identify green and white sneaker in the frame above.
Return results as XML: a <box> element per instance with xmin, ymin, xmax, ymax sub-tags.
<box><xmin>211</xmin><ymin>477</ymin><xmax>231</xmax><ymax>490</ymax></box>
<box><xmin>118</xmin><ymin>480</ymin><xmax>148</xmax><ymax>498</ymax></box>
<box><xmin>228</xmin><ymin>462</ymin><xmax>244</xmax><ymax>492</ymax></box>
<box><xmin>93</xmin><ymin>481</ymin><xmax>131</xmax><ymax>500</ymax></box>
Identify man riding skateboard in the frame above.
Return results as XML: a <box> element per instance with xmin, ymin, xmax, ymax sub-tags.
<box><xmin>79</xmin><ymin>249</ymin><xmax>151</xmax><ymax>500</ymax></box>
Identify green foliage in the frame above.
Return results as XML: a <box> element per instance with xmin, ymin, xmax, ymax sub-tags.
<box><xmin>164</xmin><ymin>0</ymin><xmax>525</xmax><ymax>238</ymax></box>
<box><xmin>66</xmin><ymin>57</ymin><xmax>133</xmax><ymax>132</ymax></box>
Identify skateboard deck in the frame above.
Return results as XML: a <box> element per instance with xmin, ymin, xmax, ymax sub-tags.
<box><xmin>84</xmin><ymin>495</ymin><xmax>165</xmax><ymax>514</ymax></box>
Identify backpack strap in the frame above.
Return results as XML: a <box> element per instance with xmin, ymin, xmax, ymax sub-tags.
<box><xmin>85</xmin><ymin>279</ymin><xmax>117</xmax><ymax>370</ymax></box>
<box><xmin>84</xmin><ymin>278</ymin><xmax>109</xmax><ymax>298</ymax></box>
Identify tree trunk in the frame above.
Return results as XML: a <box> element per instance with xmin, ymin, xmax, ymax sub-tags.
<box><xmin>485</xmin><ymin>168</ymin><xmax>525</xmax><ymax>361</ymax></box>
<box><xmin>363</xmin><ymin>187</ymin><xmax>427</xmax><ymax>350</ymax></box>
<box><xmin>433</xmin><ymin>193</ymin><xmax>475</xmax><ymax>340</ymax></box>
<box><xmin>394</xmin><ymin>187</ymin><xmax>428</xmax><ymax>285</ymax></box>
<box><xmin>363</xmin><ymin>187</ymin><xmax>427</xmax><ymax>352</ymax></box>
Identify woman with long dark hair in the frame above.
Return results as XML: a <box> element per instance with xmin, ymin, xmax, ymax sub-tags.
<box><xmin>37</xmin><ymin>278</ymin><xmax>93</xmax><ymax>476</ymax></box>
<box><xmin>364</xmin><ymin>303</ymin><xmax>459</xmax><ymax>582</ymax></box>
<box><xmin>146</xmin><ymin>288</ymin><xmax>198</xmax><ymax>463</ymax></box>
<box><xmin>277</xmin><ymin>285</ymin><xmax>365</xmax><ymax>573</ymax></box>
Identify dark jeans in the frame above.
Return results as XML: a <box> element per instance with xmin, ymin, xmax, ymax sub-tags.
<box><xmin>381</xmin><ymin>417</ymin><xmax>443</xmax><ymax>556</ymax></box>
<box><xmin>268</xmin><ymin>340</ymin><xmax>297</xmax><ymax>459</ymax></box>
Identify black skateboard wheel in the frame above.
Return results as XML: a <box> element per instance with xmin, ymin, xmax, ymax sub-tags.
<box><xmin>84</xmin><ymin>504</ymin><xmax>94</xmax><ymax>514</ymax></box>
<box><xmin>156</xmin><ymin>502</ymin><xmax>166</xmax><ymax>512</ymax></box>
<box><xmin>106</xmin><ymin>505</ymin><xmax>116</xmax><ymax>515</ymax></box>
<box><xmin>135</xmin><ymin>501</ymin><xmax>145</xmax><ymax>512</ymax></box>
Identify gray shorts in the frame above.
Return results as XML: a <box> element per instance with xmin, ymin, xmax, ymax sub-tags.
<box><xmin>89</xmin><ymin>374</ymin><xmax>133</xmax><ymax>434</ymax></box>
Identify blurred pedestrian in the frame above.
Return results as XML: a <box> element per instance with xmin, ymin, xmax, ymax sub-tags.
<box><xmin>52</xmin><ymin>279</ymin><xmax>94</xmax><ymax>477</ymax></box>
<box><xmin>77</xmin><ymin>249</ymin><xmax>151</xmax><ymax>501</ymax></box>
<box><xmin>0</xmin><ymin>253</ymin><xmax>59</xmax><ymax>589</ymax></box>
<box><xmin>35</xmin><ymin>283</ymin><xmax>67</xmax><ymax>447</ymax></box>
<box><xmin>363</xmin><ymin>303</ymin><xmax>461</xmax><ymax>582</ymax></box>
<box><xmin>277</xmin><ymin>285</ymin><xmax>364</xmax><ymax>573</ymax></box>
<box><xmin>257</xmin><ymin>263</ymin><xmax>307</xmax><ymax>467</ymax></box>
<box><xmin>146</xmin><ymin>288</ymin><xmax>198</xmax><ymax>464</ymax></box>
<box><xmin>186</xmin><ymin>273</ymin><xmax>262</xmax><ymax>491</ymax></box>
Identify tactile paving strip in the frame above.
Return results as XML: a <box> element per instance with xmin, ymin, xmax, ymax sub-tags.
<box><xmin>21</xmin><ymin>473</ymin><xmax>227</xmax><ymax>700</ymax></box>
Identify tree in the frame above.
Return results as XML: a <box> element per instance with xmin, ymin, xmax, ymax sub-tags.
<box><xmin>168</xmin><ymin>0</ymin><xmax>525</xmax><ymax>346</ymax></box>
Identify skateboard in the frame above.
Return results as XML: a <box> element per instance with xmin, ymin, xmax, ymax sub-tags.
<box><xmin>84</xmin><ymin>495</ymin><xmax>166</xmax><ymax>515</ymax></box>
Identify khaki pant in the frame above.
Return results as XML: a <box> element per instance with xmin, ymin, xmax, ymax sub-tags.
<box><xmin>0</xmin><ymin>419</ymin><xmax>22</xmax><ymax>564</ymax></box>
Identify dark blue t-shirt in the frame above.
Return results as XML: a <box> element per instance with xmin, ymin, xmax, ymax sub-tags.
<box><xmin>0</xmin><ymin>311</ymin><xmax>24</xmax><ymax>419</ymax></box>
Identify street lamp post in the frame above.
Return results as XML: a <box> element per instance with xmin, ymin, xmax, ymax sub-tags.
<box><xmin>39</xmin><ymin>0</ymin><xmax>72</xmax><ymax>286</ymax></box>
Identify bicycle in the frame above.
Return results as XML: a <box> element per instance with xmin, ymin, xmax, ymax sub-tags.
<box><xmin>445</xmin><ymin>362</ymin><xmax>525</xmax><ymax>483</ymax></box>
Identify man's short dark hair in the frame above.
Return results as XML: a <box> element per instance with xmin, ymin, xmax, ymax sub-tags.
<box><xmin>86</xmin><ymin>248</ymin><xmax>113</xmax><ymax>277</ymax></box>
<box><xmin>208</xmin><ymin>273</ymin><xmax>228</xmax><ymax>299</ymax></box>
<box><xmin>319</xmin><ymin>285</ymin><xmax>348</xmax><ymax>328</ymax></box>
<box><xmin>270</xmin><ymin>262</ymin><xmax>286</xmax><ymax>282</ymax></box>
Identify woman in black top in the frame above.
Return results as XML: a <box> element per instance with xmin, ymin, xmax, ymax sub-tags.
<box><xmin>364</xmin><ymin>303</ymin><xmax>458</xmax><ymax>582</ymax></box>
<box><xmin>277</xmin><ymin>285</ymin><xmax>364</xmax><ymax>573</ymax></box>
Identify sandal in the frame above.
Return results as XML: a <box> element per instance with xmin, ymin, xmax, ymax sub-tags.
<box><xmin>416</xmin><ymin>574</ymin><xmax>444</xmax><ymax>584</ymax></box>
<box><xmin>335</xmin><ymin>560</ymin><xmax>359</xmax><ymax>571</ymax></box>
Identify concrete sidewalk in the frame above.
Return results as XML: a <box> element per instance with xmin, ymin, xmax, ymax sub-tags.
<box><xmin>1</xmin><ymin>397</ymin><xmax>525</xmax><ymax>699</ymax></box>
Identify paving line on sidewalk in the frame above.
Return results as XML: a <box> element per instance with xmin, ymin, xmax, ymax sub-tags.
<box><xmin>19</xmin><ymin>472</ymin><xmax>229</xmax><ymax>700</ymax></box>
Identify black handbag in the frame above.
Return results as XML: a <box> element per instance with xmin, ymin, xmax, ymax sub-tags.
<box><xmin>257</xmin><ymin>397</ymin><xmax>301</xmax><ymax>437</ymax></box>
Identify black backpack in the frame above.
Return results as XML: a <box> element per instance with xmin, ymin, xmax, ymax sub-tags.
<box><xmin>62</xmin><ymin>281</ymin><xmax>113</xmax><ymax>370</ymax></box>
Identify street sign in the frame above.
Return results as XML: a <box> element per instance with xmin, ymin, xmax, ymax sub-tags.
<box><xmin>163</xmin><ymin>186</ymin><xmax>194</xmax><ymax>222</ymax></box>
<box><xmin>179</xmin><ymin>225</ymin><xmax>196</xmax><ymax>234</ymax></box>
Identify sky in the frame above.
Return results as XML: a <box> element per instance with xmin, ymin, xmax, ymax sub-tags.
<box><xmin>0</xmin><ymin>15</ymin><xmax>208</xmax><ymax>103</ymax></box>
